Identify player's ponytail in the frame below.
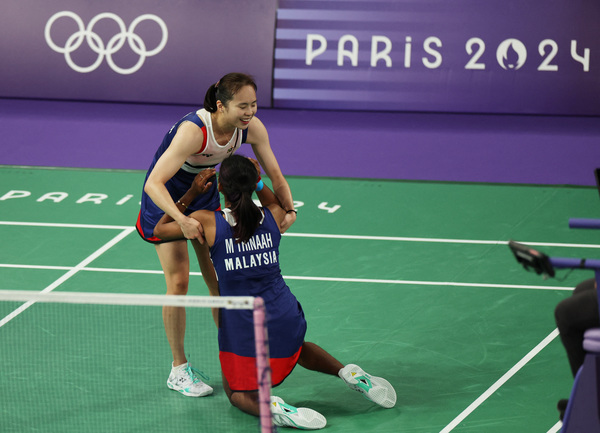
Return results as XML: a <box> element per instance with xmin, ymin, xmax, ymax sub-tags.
<box><xmin>203</xmin><ymin>83</ymin><xmax>219</xmax><ymax>113</ymax></box>
<box><xmin>219</xmin><ymin>155</ymin><xmax>262</xmax><ymax>243</ymax></box>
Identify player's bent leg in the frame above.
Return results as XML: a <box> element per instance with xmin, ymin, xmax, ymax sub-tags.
<box><xmin>222</xmin><ymin>374</ymin><xmax>326</xmax><ymax>429</ymax></box>
<box><xmin>222</xmin><ymin>374</ymin><xmax>260</xmax><ymax>415</ymax></box>
<box><xmin>298</xmin><ymin>342</ymin><xmax>344</xmax><ymax>376</ymax></box>
<box><xmin>230</xmin><ymin>392</ymin><xmax>261</xmax><ymax>416</ymax></box>
<box><xmin>227</xmin><ymin>389</ymin><xmax>327</xmax><ymax>429</ymax></box>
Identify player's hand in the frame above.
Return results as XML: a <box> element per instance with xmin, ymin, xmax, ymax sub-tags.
<box><xmin>279</xmin><ymin>210</ymin><xmax>297</xmax><ymax>233</ymax></box>
<box><xmin>190</xmin><ymin>168</ymin><xmax>217</xmax><ymax>196</ymax></box>
<box><xmin>179</xmin><ymin>215</ymin><xmax>206</xmax><ymax>243</ymax></box>
<box><xmin>248</xmin><ymin>157</ymin><xmax>261</xmax><ymax>177</ymax></box>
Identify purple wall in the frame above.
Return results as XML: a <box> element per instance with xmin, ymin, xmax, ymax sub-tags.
<box><xmin>1</xmin><ymin>98</ymin><xmax>598</xmax><ymax>185</ymax></box>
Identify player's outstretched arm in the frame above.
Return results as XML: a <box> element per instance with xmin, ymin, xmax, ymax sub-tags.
<box><xmin>249</xmin><ymin>158</ymin><xmax>288</xmax><ymax>229</ymax></box>
<box><xmin>154</xmin><ymin>168</ymin><xmax>216</xmax><ymax>241</ymax></box>
<box><xmin>247</xmin><ymin>117</ymin><xmax>296</xmax><ymax>232</ymax></box>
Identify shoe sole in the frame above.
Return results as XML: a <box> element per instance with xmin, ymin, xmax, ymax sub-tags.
<box><xmin>362</xmin><ymin>376</ymin><xmax>396</xmax><ymax>408</ymax></box>
<box><xmin>342</xmin><ymin>365</ymin><xmax>397</xmax><ymax>408</ymax></box>
<box><xmin>273</xmin><ymin>407</ymin><xmax>326</xmax><ymax>430</ymax></box>
<box><xmin>271</xmin><ymin>397</ymin><xmax>326</xmax><ymax>430</ymax></box>
<box><xmin>167</xmin><ymin>381</ymin><xmax>213</xmax><ymax>397</ymax></box>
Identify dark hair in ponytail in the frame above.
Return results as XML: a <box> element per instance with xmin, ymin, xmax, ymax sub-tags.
<box><xmin>218</xmin><ymin>155</ymin><xmax>262</xmax><ymax>243</ymax></box>
<box><xmin>203</xmin><ymin>72</ymin><xmax>257</xmax><ymax>113</ymax></box>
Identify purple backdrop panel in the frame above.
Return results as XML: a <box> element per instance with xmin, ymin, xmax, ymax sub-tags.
<box><xmin>1</xmin><ymin>99</ymin><xmax>599</xmax><ymax>186</ymax></box>
<box><xmin>0</xmin><ymin>0</ymin><xmax>276</xmax><ymax>105</ymax></box>
<box><xmin>273</xmin><ymin>0</ymin><xmax>600</xmax><ymax>115</ymax></box>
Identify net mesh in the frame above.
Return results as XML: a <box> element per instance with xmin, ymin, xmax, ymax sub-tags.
<box><xmin>0</xmin><ymin>291</ymin><xmax>273</xmax><ymax>433</ymax></box>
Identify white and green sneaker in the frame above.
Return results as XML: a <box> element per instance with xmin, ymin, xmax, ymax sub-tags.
<box><xmin>167</xmin><ymin>362</ymin><xmax>213</xmax><ymax>397</ymax></box>
<box><xmin>339</xmin><ymin>364</ymin><xmax>396</xmax><ymax>408</ymax></box>
<box><xmin>270</xmin><ymin>396</ymin><xmax>326</xmax><ymax>430</ymax></box>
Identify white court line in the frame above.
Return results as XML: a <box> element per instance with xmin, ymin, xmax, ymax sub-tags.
<box><xmin>439</xmin><ymin>329</ymin><xmax>560</xmax><ymax>433</ymax></box>
<box><xmin>0</xmin><ymin>227</ymin><xmax>135</xmax><ymax>329</ymax></box>
<box><xmin>0</xmin><ymin>221</ymin><xmax>132</xmax><ymax>230</ymax></box>
<box><xmin>283</xmin><ymin>232</ymin><xmax>600</xmax><ymax>249</ymax></box>
<box><xmin>0</xmin><ymin>263</ymin><xmax>575</xmax><ymax>291</ymax></box>
<box><xmin>1</xmin><ymin>220</ymin><xmax>600</xmax><ymax>249</ymax></box>
<box><xmin>547</xmin><ymin>421</ymin><xmax>562</xmax><ymax>433</ymax></box>
<box><xmin>279</xmin><ymin>275</ymin><xmax>574</xmax><ymax>291</ymax></box>
<box><xmin>0</xmin><ymin>264</ymin><xmax>72</xmax><ymax>271</ymax></box>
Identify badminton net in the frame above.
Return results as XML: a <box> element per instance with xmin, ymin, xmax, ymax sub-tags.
<box><xmin>0</xmin><ymin>290</ymin><xmax>274</xmax><ymax>433</ymax></box>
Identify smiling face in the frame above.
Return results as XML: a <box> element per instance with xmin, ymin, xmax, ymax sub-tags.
<box><xmin>218</xmin><ymin>85</ymin><xmax>257</xmax><ymax>130</ymax></box>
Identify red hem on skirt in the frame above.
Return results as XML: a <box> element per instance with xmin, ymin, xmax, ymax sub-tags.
<box><xmin>220</xmin><ymin>345</ymin><xmax>303</xmax><ymax>391</ymax></box>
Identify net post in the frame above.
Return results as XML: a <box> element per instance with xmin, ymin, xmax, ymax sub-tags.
<box><xmin>253</xmin><ymin>296</ymin><xmax>274</xmax><ymax>433</ymax></box>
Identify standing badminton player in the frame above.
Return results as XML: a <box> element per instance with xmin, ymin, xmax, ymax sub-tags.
<box><xmin>136</xmin><ymin>73</ymin><xmax>297</xmax><ymax>397</ymax></box>
<box><xmin>154</xmin><ymin>156</ymin><xmax>396</xmax><ymax>429</ymax></box>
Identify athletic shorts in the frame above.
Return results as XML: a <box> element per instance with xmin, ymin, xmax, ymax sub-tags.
<box><xmin>136</xmin><ymin>169</ymin><xmax>220</xmax><ymax>243</ymax></box>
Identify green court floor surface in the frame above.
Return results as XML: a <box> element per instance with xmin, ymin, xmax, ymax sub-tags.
<box><xmin>1</xmin><ymin>166</ymin><xmax>599</xmax><ymax>432</ymax></box>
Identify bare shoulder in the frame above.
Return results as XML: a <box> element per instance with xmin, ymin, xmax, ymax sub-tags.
<box><xmin>249</xmin><ymin>115</ymin><xmax>265</xmax><ymax>127</ymax></box>
<box><xmin>149</xmin><ymin>120</ymin><xmax>208</xmax><ymax>180</ymax></box>
<box><xmin>170</xmin><ymin>121</ymin><xmax>206</xmax><ymax>153</ymax></box>
<box><xmin>176</xmin><ymin>120</ymin><xmax>205</xmax><ymax>140</ymax></box>
<box><xmin>192</xmin><ymin>209</ymin><xmax>216</xmax><ymax>225</ymax></box>
<box><xmin>246</xmin><ymin>116</ymin><xmax>268</xmax><ymax>144</ymax></box>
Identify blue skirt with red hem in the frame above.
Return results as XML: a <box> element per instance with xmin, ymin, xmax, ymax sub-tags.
<box><xmin>218</xmin><ymin>299</ymin><xmax>307</xmax><ymax>392</ymax></box>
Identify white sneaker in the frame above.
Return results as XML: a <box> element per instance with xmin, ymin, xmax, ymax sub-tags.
<box><xmin>167</xmin><ymin>362</ymin><xmax>213</xmax><ymax>397</ymax></box>
<box><xmin>339</xmin><ymin>364</ymin><xmax>396</xmax><ymax>408</ymax></box>
<box><xmin>270</xmin><ymin>396</ymin><xmax>326</xmax><ymax>430</ymax></box>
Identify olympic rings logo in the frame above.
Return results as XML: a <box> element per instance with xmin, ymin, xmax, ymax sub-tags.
<box><xmin>44</xmin><ymin>11</ymin><xmax>168</xmax><ymax>75</ymax></box>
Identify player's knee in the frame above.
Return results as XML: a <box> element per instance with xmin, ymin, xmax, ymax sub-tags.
<box><xmin>229</xmin><ymin>391</ymin><xmax>260</xmax><ymax>415</ymax></box>
<box><xmin>165</xmin><ymin>277</ymin><xmax>189</xmax><ymax>295</ymax></box>
<box><xmin>228</xmin><ymin>392</ymin><xmax>239</xmax><ymax>407</ymax></box>
<box><xmin>229</xmin><ymin>390</ymin><xmax>250</xmax><ymax>411</ymax></box>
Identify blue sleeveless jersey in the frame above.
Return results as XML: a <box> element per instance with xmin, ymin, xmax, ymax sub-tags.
<box><xmin>210</xmin><ymin>208</ymin><xmax>306</xmax><ymax>391</ymax></box>
<box><xmin>136</xmin><ymin>111</ymin><xmax>248</xmax><ymax>243</ymax></box>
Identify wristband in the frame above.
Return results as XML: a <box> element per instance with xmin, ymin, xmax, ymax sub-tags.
<box><xmin>286</xmin><ymin>209</ymin><xmax>297</xmax><ymax>214</ymax></box>
<box><xmin>255</xmin><ymin>180</ymin><xmax>264</xmax><ymax>192</ymax></box>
